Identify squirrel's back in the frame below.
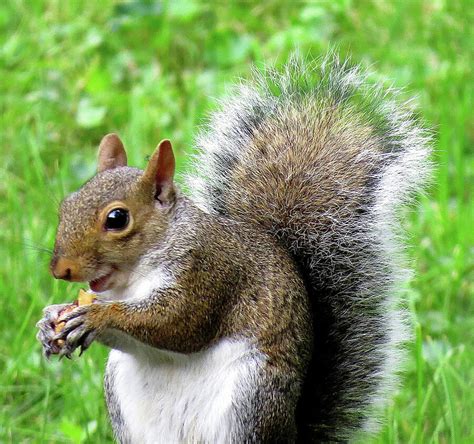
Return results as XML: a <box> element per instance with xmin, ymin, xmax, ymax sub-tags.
<box><xmin>188</xmin><ymin>55</ymin><xmax>431</xmax><ymax>440</ymax></box>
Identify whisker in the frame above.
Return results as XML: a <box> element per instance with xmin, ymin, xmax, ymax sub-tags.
<box><xmin>23</xmin><ymin>244</ymin><xmax>53</xmax><ymax>255</ymax></box>
<box><xmin>22</xmin><ymin>250</ymin><xmax>52</xmax><ymax>259</ymax></box>
<box><xmin>6</xmin><ymin>240</ymin><xmax>54</xmax><ymax>255</ymax></box>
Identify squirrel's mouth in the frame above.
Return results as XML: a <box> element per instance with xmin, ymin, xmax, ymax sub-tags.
<box><xmin>89</xmin><ymin>271</ymin><xmax>114</xmax><ymax>293</ymax></box>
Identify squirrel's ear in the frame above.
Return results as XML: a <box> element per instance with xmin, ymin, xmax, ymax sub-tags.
<box><xmin>142</xmin><ymin>139</ymin><xmax>176</xmax><ymax>204</ymax></box>
<box><xmin>97</xmin><ymin>134</ymin><xmax>128</xmax><ymax>173</ymax></box>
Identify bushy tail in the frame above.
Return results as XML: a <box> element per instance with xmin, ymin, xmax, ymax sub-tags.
<box><xmin>187</xmin><ymin>54</ymin><xmax>431</xmax><ymax>441</ymax></box>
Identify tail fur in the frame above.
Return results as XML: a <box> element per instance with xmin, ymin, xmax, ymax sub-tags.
<box><xmin>187</xmin><ymin>54</ymin><xmax>431</xmax><ymax>441</ymax></box>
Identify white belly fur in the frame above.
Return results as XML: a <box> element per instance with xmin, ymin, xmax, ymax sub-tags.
<box><xmin>106</xmin><ymin>337</ymin><xmax>264</xmax><ymax>444</ymax></box>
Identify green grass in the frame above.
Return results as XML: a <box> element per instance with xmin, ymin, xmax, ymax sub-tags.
<box><xmin>1</xmin><ymin>0</ymin><xmax>472</xmax><ymax>442</ymax></box>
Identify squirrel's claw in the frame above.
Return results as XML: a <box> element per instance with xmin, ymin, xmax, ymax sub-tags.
<box><xmin>58</xmin><ymin>346</ymin><xmax>73</xmax><ymax>360</ymax></box>
<box><xmin>79</xmin><ymin>331</ymin><xmax>97</xmax><ymax>356</ymax></box>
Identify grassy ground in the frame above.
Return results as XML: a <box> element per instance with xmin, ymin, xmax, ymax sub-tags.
<box><xmin>1</xmin><ymin>1</ymin><xmax>472</xmax><ymax>442</ymax></box>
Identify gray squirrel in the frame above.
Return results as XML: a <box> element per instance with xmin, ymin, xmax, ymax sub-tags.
<box><xmin>36</xmin><ymin>55</ymin><xmax>431</xmax><ymax>442</ymax></box>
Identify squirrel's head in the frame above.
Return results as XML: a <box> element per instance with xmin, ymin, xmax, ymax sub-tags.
<box><xmin>50</xmin><ymin>134</ymin><xmax>176</xmax><ymax>292</ymax></box>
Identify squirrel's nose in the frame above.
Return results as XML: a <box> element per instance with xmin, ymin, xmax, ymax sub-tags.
<box><xmin>50</xmin><ymin>256</ymin><xmax>81</xmax><ymax>281</ymax></box>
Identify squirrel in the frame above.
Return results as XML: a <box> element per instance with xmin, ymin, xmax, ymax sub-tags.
<box><xmin>36</xmin><ymin>55</ymin><xmax>431</xmax><ymax>443</ymax></box>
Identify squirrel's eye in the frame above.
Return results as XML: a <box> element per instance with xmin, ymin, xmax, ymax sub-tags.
<box><xmin>104</xmin><ymin>208</ymin><xmax>129</xmax><ymax>231</ymax></box>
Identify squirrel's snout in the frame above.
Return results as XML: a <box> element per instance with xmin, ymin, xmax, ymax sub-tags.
<box><xmin>50</xmin><ymin>256</ymin><xmax>81</xmax><ymax>281</ymax></box>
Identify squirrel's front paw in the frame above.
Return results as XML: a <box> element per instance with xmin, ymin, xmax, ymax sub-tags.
<box><xmin>36</xmin><ymin>303</ymin><xmax>70</xmax><ymax>359</ymax></box>
<box><xmin>53</xmin><ymin>303</ymin><xmax>107</xmax><ymax>358</ymax></box>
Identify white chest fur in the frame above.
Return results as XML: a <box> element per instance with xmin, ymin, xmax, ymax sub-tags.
<box><xmin>106</xmin><ymin>338</ymin><xmax>263</xmax><ymax>444</ymax></box>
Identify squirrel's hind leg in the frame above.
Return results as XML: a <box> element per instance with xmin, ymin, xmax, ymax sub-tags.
<box><xmin>232</xmin><ymin>366</ymin><xmax>300</xmax><ymax>443</ymax></box>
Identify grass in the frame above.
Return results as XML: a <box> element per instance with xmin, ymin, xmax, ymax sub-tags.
<box><xmin>1</xmin><ymin>0</ymin><xmax>472</xmax><ymax>442</ymax></box>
